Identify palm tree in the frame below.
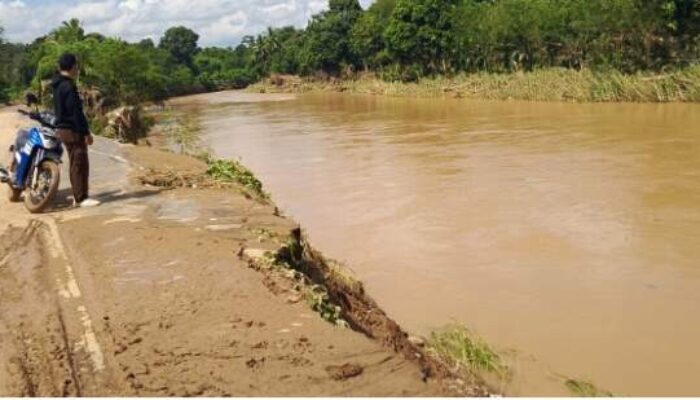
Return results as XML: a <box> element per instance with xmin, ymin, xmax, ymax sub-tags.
<box><xmin>53</xmin><ymin>19</ymin><xmax>85</xmax><ymax>43</ymax></box>
<box><xmin>253</xmin><ymin>28</ymin><xmax>283</xmax><ymax>70</ymax></box>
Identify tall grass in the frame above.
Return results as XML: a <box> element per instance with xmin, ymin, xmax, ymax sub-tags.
<box><xmin>250</xmin><ymin>66</ymin><xmax>700</xmax><ymax>103</ymax></box>
<box><xmin>428</xmin><ymin>325</ymin><xmax>508</xmax><ymax>376</ymax></box>
<box><xmin>565</xmin><ymin>378</ymin><xmax>614</xmax><ymax>397</ymax></box>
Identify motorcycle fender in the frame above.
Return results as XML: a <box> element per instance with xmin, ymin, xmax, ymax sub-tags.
<box><xmin>14</xmin><ymin>150</ymin><xmax>32</xmax><ymax>187</ymax></box>
<box><xmin>39</xmin><ymin>151</ymin><xmax>62</xmax><ymax>165</ymax></box>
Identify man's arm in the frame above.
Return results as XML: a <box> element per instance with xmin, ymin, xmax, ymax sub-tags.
<box><xmin>67</xmin><ymin>85</ymin><xmax>91</xmax><ymax>137</ymax></box>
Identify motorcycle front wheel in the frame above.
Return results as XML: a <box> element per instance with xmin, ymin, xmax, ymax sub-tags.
<box><xmin>7</xmin><ymin>185</ymin><xmax>21</xmax><ymax>202</ymax></box>
<box><xmin>24</xmin><ymin>161</ymin><xmax>60</xmax><ymax>214</ymax></box>
<box><xmin>6</xmin><ymin>155</ymin><xmax>21</xmax><ymax>202</ymax></box>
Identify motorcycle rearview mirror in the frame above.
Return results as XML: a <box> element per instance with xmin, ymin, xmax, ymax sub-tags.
<box><xmin>25</xmin><ymin>93</ymin><xmax>41</xmax><ymax>113</ymax></box>
<box><xmin>25</xmin><ymin>93</ymin><xmax>39</xmax><ymax>107</ymax></box>
<box><xmin>24</xmin><ymin>92</ymin><xmax>39</xmax><ymax>113</ymax></box>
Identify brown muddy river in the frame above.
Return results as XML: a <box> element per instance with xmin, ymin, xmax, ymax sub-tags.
<box><xmin>193</xmin><ymin>91</ymin><xmax>700</xmax><ymax>396</ymax></box>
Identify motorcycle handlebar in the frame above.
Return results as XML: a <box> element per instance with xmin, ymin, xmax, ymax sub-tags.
<box><xmin>17</xmin><ymin>109</ymin><xmax>39</xmax><ymax>121</ymax></box>
<box><xmin>17</xmin><ymin>108</ymin><xmax>56</xmax><ymax>129</ymax></box>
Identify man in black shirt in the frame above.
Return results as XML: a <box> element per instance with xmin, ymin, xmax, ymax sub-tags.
<box><xmin>51</xmin><ymin>53</ymin><xmax>100</xmax><ymax>207</ymax></box>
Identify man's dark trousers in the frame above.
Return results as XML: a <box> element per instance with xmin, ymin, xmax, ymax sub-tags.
<box><xmin>58</xmin><ymin>129</ymin><xmax>89</xmax><ymax>203</ymax></box>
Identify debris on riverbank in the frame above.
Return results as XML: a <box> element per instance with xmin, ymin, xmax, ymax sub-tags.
<box><xmin>137</xmin><ymin>157</ymin><xmax>270</xmax><ymax>202</ymax></box>
<box><xmin>249</xmin><ymin>68</ymin><xmax>700</xmax><ymax>103</ymax></box>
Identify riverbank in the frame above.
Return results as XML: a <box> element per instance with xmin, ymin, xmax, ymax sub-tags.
<box><xmin>248</xmin><ymin>67</ymin><xmax>700</xmax><ymax>103</ymax></box>
<box><xmin>0</xmin><ymin>106</ymin><xmax>488</xmax><ymax>396</ymax></box>
<box><xmin>167</xmin><ymin>89</ymin><xmax>700</xmax><ymax>396</ymax></box>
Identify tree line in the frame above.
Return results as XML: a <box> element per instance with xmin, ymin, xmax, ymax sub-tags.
<box><xmin>2</xmin><ymin>0</ymin><xmax>699</xmax><ymax>105</ymax></box>
<box><xmin>265</xmin><ymin>0</ymin><xmax>700</xmax><ymax>79</ymax></box>
<box><xmin>0</xmin><ymin>21</ymin><xmax>254</xmax><ymax>105</ymax></box>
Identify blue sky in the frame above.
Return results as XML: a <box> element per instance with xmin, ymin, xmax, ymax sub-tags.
<box><xmin>0</xmin><ymin>0</ymin><xmax>375</xmax><ymax>46</ymax></box>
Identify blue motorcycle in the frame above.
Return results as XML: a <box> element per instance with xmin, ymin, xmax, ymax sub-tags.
<box><xmin>0</xmin><ymin>94</ymin><xmax>63</xmax><ymax>213</ymax></box>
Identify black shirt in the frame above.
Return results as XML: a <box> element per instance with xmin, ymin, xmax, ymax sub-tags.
<box><xmin>51</xmin><ymin>74</ymin><xmax>90</xmax><ymax>136</ymax></box>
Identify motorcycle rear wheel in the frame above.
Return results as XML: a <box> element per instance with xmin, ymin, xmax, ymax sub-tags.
<box><xmin>24</xmin><ymin>161</ymin><xmax>60</xmax><ymax>214</ymax></box>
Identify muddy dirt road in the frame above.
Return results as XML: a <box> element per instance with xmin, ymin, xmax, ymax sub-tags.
<box><xmin>0</xmin><ymin>107</ymin><xmax>457</xmax><ymax>396</ymax></box>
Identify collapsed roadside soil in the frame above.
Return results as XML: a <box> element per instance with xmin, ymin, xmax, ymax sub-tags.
<box><xmin>0</xmin><ymin>107</ymin><xmax>488</xmax><ymax>396</ymax></box>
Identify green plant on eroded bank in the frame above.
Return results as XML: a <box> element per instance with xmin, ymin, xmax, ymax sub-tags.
<box><xmin>306</xmin><ymin>284</ymin><xmax>346</xmax><ymax>326</ymax></box>
<box><xmin>248</xmin><ymin>245</ymin><xmax>348</xmax><ymax>327</ymax></box>
<box><xmin>428</xmin><ymin>325</ymin><xmax>509</xmax><ymax>377</ymax></box>
<box><xmin>565</xmin><ymin>378</ymin><xmax>614</xmax><ymax>397</ymax></box>
<box><xmin>206</xmin><ymin>159</ymin><xmax>269</xmax><ymax>200</ymax></box>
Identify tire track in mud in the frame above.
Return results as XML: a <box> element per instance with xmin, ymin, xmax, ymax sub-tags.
<box><xmin>44</xmin><ymin>219</ymin><xmax>107</xmax><ymax>374</ymax></box>
<box><xmin>0</xmin><ymin>221</ymin><xmax>80</xmax><ymax>396</ymax></box>
<box><xmin>55</xmin><ymin>311</ymin><xmax>83</xmax><ymax>396</ymax></box>
<box><xmin>0</xmin><ymin>219</ymin><xmax>111</xmax><ymax>396</ymax></box>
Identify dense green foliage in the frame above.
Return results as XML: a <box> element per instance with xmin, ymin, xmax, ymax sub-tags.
<box><xmin>234</xmin><ymin>0</ymin><xmax>700</xmax><ymax>80</ymax></box>
<box><xmin>259</xmin><ymin>0</ymin><xmax>698</xmax><ymax>80</ymax></box>
<box><xmin>448</xmin><ymin>0</ymin><xmax>698</xmax><ymax>73</ymax></box>
<box><xmin>2</xmin><ymin>0</ymin><xmax>699</xmax><ymax>106</ymax></box>
<box><xmin>383</xmin><ymin>0</ymin><xmax>699</xmax><ymax>77</ymax></box>
<box><xmin>0</xmin><ymin>27</ymin><xmax>27</xmax><ymax>103</ymax></box>
<box><xmin>0</xmin><ymin>19</ymin><xmax>260</xmax><ymax>106</ymax></box>
<box><xmin>385</xmin><ymin>0</ymin><xmax>459</xmax><ymax>72</ymax></box>
<box><xmin>413</xmin><ymin>0</ymin><xmax>692</xmax><ymax>75</ymax></box>
<box><xmin>159</xmin><ymin>26</ymin><xmax>200</xmax><ymax>67</ymax></box>
<box><xmin>300</xmin><ymin>0</ymin><xmax>364</xmax><ymax>74</ymax></box>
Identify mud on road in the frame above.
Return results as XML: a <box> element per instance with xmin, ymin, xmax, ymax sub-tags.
<box><xmin>0</xmin><ymin>107</ymin><xmax>483</xmax><ymax>396</ymax></box>
<box><xmin>0</xmin><ymin>221</ymin><xmax>82</xmax><ymax>396</ymax></box>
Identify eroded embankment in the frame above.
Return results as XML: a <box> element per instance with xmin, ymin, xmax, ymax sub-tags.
<box><xmin>245</xmin><ymin>227</ymin><xmax>489</xmax><ymax>396</ymax></box>
<box><xmin>131</xmin><ymin>144</ymin><xmax>490</xmax><ymax>396</ymax></box>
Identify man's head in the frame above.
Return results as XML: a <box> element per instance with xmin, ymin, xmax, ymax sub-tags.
<box><xmin>58</xmin><ymin>53</ymin><xmax>80</xmax><ymax>79</ymax></box>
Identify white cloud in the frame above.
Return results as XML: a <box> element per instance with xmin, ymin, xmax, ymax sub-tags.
<box><xmin>200</xmin><ymin>11</ymin><xmax>248</xmax><ymax>45</ymax></box>
<box><xmin>0</xmin><ymin>0</ymin><xmax>376</xmax><ymax>46</ymax></box>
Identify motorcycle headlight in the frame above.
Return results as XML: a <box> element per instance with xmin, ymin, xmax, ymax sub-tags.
<box><xmin>41</xmin><ymin>136</ymin><xmax>58</xmax><ymax>149</ymax></box>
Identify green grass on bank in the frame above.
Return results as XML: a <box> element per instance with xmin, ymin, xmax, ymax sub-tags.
<box><xmin>428</xmin><ymin>325</ymin><xmax>508</xmax><ymax>377</ymax></box>
<box><xmin>428</xmin><ymin>326</ymin><xmax>617</xmax><ymax>396</ymax></box>
<box><xmin>250</xmin><ymin>67</ymin><xmax>700</xmax><ymax>103</ymax></box>
<box><xmin>206</xmin><ymin>158</ymin><xmax>269</xmax><ymax>200</ymax></box>
<box><xmin>565</xmin><ymin>378</ymin><xmax>614</xmax><ymax>397</ymax></box>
